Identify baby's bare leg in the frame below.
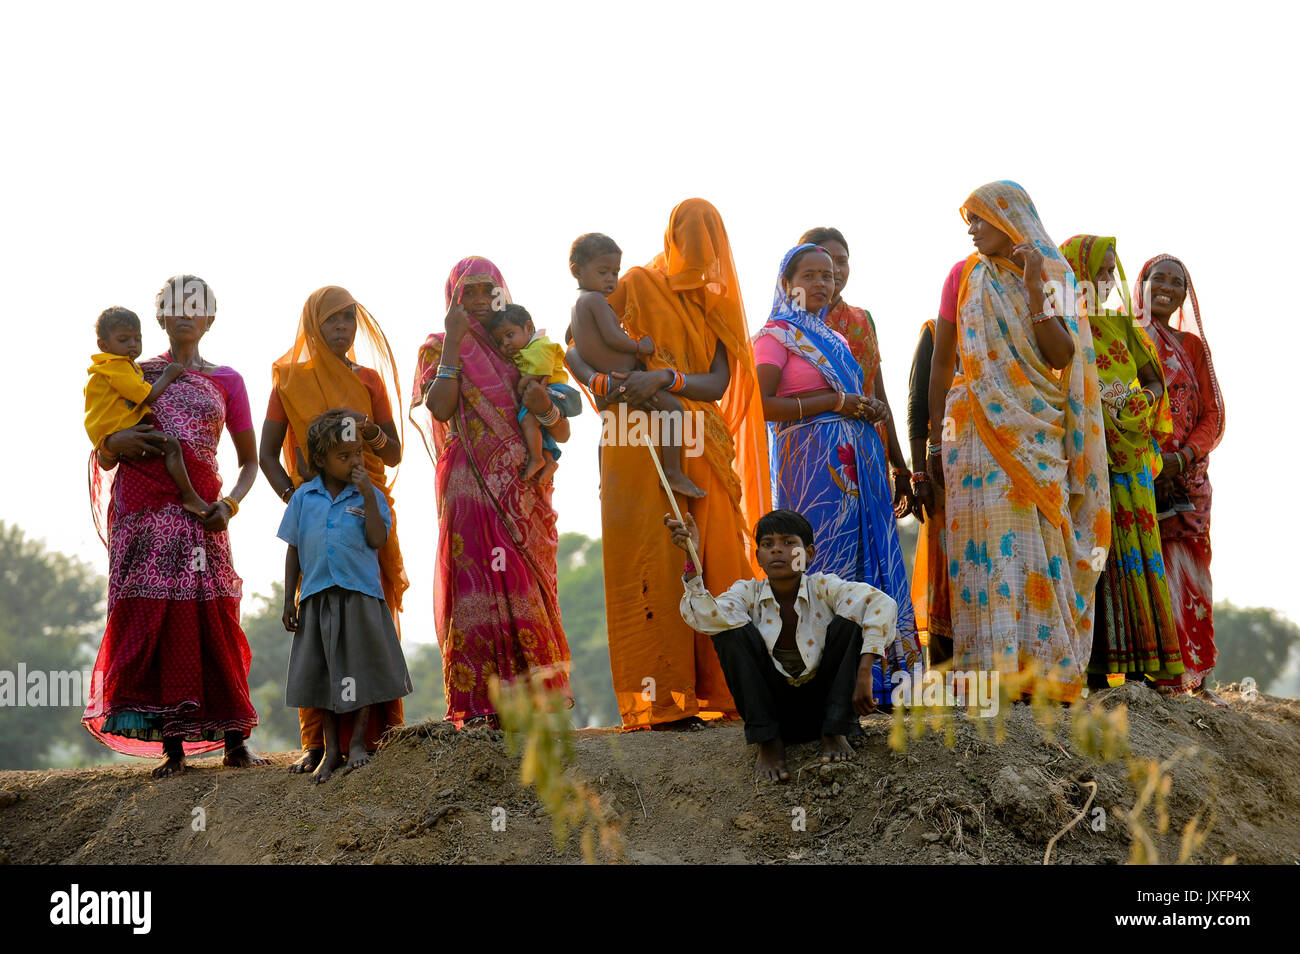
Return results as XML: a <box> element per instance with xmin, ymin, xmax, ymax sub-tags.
<box><xmin>161</xmin><ymin>435</ymin><xmax>214</xmax><ymax>517</ymax></box>
<box><xmin>519</xmin><ymin>414</ymin><xmax>546</xmax><ymax>481</ymax></box>
<box><xmin>651</xmin><ymin>391</ymin><xmax>705</xmax><ymax>498</ymax></box>
<box><xmin>537</xmin><ymin>448</ymin><xmax>558</xmax><ymax>484</ymax></box>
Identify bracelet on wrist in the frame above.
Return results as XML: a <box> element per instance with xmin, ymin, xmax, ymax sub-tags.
<box><xmin>1030</xmin><ymin>311</ymin><xmax>1056</xmax><ymax>324</ymax></box>
<box><xmin>589</xmin><ymin>372</ymin><xmax>610</xmax><ymax>397</ymax></box>
<box><xmin>795</xmin><ymin>396</ymin><xmax>804</xmax><ymax>419</ymax></box>
<box><xmin>535</xmin><ymin>402</ymin><xmax>562</xmax><ymax>427</ymax></box>
<box><xmin>927</xmin><ymin>441</ymin><xmax>942</xmax><ymax>456</ymax></box>
<box><xmin>666</xmin><ymin>370</ymin><xmax>686</xmax><ymax>394</ymax></box>
<box><xmin>910</xmin><ymin>471</ymin><xmax>930</xmax><ymax>486</ymax></box>
<box><xmin>835</xmin><ymin>391</ymin><xmax>847</xmax><ymax>413</ymax></box>
<box><xmin>279</xmin><ymin>485</ymin><xmax>295</xmax><ymax>503</ymax></box>
<box><xmin>221</xmin><ymin>495</ymin><xmax>239</xmax><ymax>517</ymax></box>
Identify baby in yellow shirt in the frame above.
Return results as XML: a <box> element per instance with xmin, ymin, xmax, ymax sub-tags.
<box><xmin>487</xmin><ymin>303</ymin><xmax>579</xmax><ymax>483</ymax></box>
<box><xmin>85</xmin><ymin>306</ymin><xmax>213</xmax><ymax>516</ymax></box>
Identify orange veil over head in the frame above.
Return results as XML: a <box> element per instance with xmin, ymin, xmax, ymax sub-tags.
<box><xmin>611</xmin><ymin>198</ymin><xmax>770</xmax><ymax>565</ymax></box>
<box><xmin>271</xmin><ymin>285</ymin><xmax>408</xmax><ymax>614</ymax></box>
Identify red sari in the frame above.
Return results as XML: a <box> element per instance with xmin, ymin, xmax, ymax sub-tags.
<box><xmin>410</xmin><ymin>258</ymin><xmax>571</xmax><ymax>723</ymax></box>
<box><xmin>84</xmin><ymin>360</ymin><xmax>258</xmax><ymax>756</ymax></box>
<box><xmin>1136</xmin><ymin>255</ymin><xmax>1225</xmax><ymax>693</ymax></box>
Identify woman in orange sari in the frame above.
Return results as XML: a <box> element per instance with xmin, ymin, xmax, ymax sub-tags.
<box><xmin>570</xmin><ymin>198</ymin><xmax>769</xmax><ymax>728</ymax></box>
<box><xmin>259</xmin><ymin>286</ymin><xmax>408</xmax><ymax>772</ymax></box>
<box><xmin>411</xmin><ymin>257</ymin><xmax>575</xmax><ymax>726</ymax></box>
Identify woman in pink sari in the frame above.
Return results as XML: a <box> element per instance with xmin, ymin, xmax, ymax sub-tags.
<box><xmin>1134</xmin><ymin>254</ymin><xmax>1226</xmax><ymax>702</ymax></box>
<box><xmin>410</xmin><ymin>257</ymin><xmax>576</xmax><ymax>725</ymax></box>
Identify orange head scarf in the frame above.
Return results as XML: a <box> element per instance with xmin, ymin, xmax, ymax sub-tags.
<box><xmin>609</xmin><ymin>198</ymin><xmax>770</xmax><ymax>567</ymax></box>
<box><xmin>271</xmin><ymin>285</ymin><xmax>408</xmax><ymax>613</ymax></box>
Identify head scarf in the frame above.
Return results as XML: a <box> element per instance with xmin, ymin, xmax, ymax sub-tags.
<box><xmin>954</xmin><ymin>180</ymin><xmax>1109</xmax><ymax>568</ymax></box>
<box><xmin>271</xmin><ymin>286</ymin><xmax>402</xmax><ymax>484</ymax></box>
<box><xmin>754</xmin><ymin>243</ymin><xmax>864</xmax><ymax>395</ymax></box>
<box><xmin>271</xmin><ymin>285</ymin><xmax>407</xmax><ymax>613</ymax></box>
<box><xmin>1133</xmin><ymin>253</ymin><xmax>1225</xmax><ymax>449</ymax></box>
<box><xmin>1060</xmin><ymin>235</ymin><xmax>1172</xmax><ymax>475</ymax></box>
<box><xmin>608</xmin><ymin>199</ymin><xmax>770</xmax><ymax>563</ymax></box>
<box><xmin>409</xmin><ymin>256</ymin><xmax>515</xmax><ymax>466</ymax></box>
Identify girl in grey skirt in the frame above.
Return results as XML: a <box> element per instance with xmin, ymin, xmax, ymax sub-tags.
<box><xmin>279</xmin><ymin>410</ymin><xmax>412</xmax><ymax>784</ymax></box>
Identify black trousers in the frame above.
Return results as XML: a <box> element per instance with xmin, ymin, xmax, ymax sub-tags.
<box><xmin>710</xmin><ymin>616</ymin><xmax>863</xmax><ymax>745</ymax></box>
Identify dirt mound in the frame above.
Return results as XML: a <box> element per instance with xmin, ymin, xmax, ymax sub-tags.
<box><xmin>1</xmin><ymin>684</ymin><xmax>1297</xmax><ymax>864</ymax></box>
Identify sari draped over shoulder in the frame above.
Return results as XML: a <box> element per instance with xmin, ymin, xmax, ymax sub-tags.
<box><xmin>84</xmin><ymin>360</ymin><xmax>258</xmax><ymax>755</ymax></box>
<box><xmin>944</xmin><ymin>182</ymin><xmax>1109</xmax><ymax>703</ymax></box>
<box><xmin>1059</xmin><ymin>236</ymin><xmax>1180</xmax><ymax>680</ymax></box>
<box><xmin>601</xmin><ymin>199</ymin><xmax>769</xmax><ymax>727</ymax></box>
<box><xmin>410</xmin><ymin>257</ymin><xmax>571</xmax><ymax>723</ymax></box>
<box><xmin>272</xmin><ymin>285</ymin><xmax>408</xmax><ymax>747</ymax></box>
<box><xmin>1135</xmin><ymin>254</ymin><xmax>1225</xmax><ymax>693</ymax></box>
<box><xmin>754</xmin><ymin>244</ymin><xmax>923</xmax><ymax>702</ymax></box>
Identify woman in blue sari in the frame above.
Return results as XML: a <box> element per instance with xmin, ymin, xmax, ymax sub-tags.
<box><xmin>753</xmin><ymin>244</ymin><xmax>924</xmax><ymax>703</ymax></box>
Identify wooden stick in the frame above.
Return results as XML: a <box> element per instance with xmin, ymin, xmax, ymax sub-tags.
<box><xmin>643</xmin><ymin>438</ymin><xmax>701</xmax><ymax>568</ymax></box>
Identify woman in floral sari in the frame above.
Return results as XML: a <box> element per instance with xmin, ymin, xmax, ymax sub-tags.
<box><xmin>1134</xmin><ymin>254</ymin><xmax>1226</xmax><ymax>703</ymax></box>
<box><xmin>260</xmin><ymin>285</ymin><xmax>408</xmax><ymax>771</ymax></box>
<box><xmin>411</xmin><ymin>257</ymin><xmax>576</xmax><ymax>726</ymax></box>
<box><xmin>84</xmin><ymin>275</ymin><xmax>264</xmax><ymax>777</ymax></box>
<box><xmin>928</xmin><ymin>183</ymin><xmax>1109</xmax><ymax>703</ymax></box>
<box><xmin>1060</xmin><ymin>236</ymin><xmax>1181</xmax><ymax>687</ymax></box>
<box><xmin>754</xmin><ymin>243</ymin><xmax>924</xmax><ymax>704</ymax></box>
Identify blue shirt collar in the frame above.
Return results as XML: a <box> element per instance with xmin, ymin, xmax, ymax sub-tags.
<box><xmin>301</xmin><ymin>473</ymin><xmax>360</xmax><ymax>502</ymax></box>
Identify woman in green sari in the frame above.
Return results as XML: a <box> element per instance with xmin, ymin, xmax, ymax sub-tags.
<box><xmin>1060</xmin><ymin>235</ymin><xmax>1181</xmax><ymax>686</ymax></box>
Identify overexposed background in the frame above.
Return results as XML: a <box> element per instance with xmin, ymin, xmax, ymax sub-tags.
<box><xmin>3</xmin><ymin>0</ymin><xmax>1294</xmax><ymax>648</ymax></box>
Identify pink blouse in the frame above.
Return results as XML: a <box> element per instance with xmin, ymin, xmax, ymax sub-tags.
<box><xmin>753</xmin><ymin>322</ymin><xmax>849</xmax><ymax>396</ymax></box>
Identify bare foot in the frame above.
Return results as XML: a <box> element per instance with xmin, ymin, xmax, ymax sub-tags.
<box><xmin>151</xmin><ymin>753</ymin><xmax>186</xmax><ymax>779</ymax></box>
<box><xmin>222</xmin><ymin>744</ymin><xmax>270</xmax><ymax>768</ymax></box>
<box><xmin>537</xmin><ymin>458</ymin><xmax>559</xmax><ymax>484</ymax></box>
<box><xmin>182</xmin><ymin>496</ymin><xmax>215</xmax><ymax>518</ymax></box>
<box><xmin>755</xmin><ymin>738</ymin><xmax>789</xmax><ymax>782</ymax></box>
<box><xmin>311</xmin><ymin>749</ymin><xmax>345</xmax><ymax>785</ymax></box>
<box><xmin>1195</xmin><ymin>685</ymin><xmax>1230</xmax><ymax>708</ymax></box>
<box><xmin>346</xmin><ymin>748</ymin><xmax>371</xmax><ymax>773</ymax></box>
<box><xmin>520</xmin><ymin>455</ymin><xmax>546</xmax><ymax>481</ymax></box>
<box><xmin>288</xmin><ymin>748</ymin><xmax>324</xmax><ymax>774</ymax></box>
<box><xmin>820</xmin><ymin>734</ymin><xmax>854</xmax><ymax>763</ymax></box>
<box><xmin>666</xmin><ymin>471</ymin><xmax>707</xmax><ymax>499</ymax></box>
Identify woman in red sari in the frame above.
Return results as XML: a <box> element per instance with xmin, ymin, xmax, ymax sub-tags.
<box><xmin>411</xmin><ymin>257</ymin><xmax>575</xmax><ymax>726</ymax></box>
<box><xmin>84</xmin><ymin>275</ymin><xmax>265</xmax><ymax>778</ymax></box>
<box><xmin>1134</xmin><ymin>255</ymin><xmax>1227</xmax><ymax>703</ymax></box>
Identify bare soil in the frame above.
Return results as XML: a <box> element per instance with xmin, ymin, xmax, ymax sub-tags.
<box><xmin>1</xmin><ymin>683</ymin><xmax>1296</xmax><ymax>864</ymax></box>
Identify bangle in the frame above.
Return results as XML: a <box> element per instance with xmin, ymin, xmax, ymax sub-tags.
<box><xmin>221</xmin><ymin>495</ymin><xmax>239</xmax><ymax>517</ymax></box>
<box><xmin>535</xmin><ymin>402</ymin><xmax>561</xmax><ymax>427</ymax></box>
<box><xmin>1031</xmin><ymin>311</ymin><xmax>1055</xmax><ymax>324</ymax></box>
<box><xmin>666</xmin><ymin>370</ymin><xmax>686</xmax><ymax>394</ymax></box>
<box><xmin>927</xmin><ymin>441</ymin><xmax>942</xmax><ymax>456</ymax></box>
<box><xmin>435</xmin><ymin>364</ymin><xmax>461</xmax><ymax>380</ymax></box>
<box><xmin>365</xmin><ymin>428</ymin><xmax>388</xmax><ymax>450</ymax></box>
<box><xmin>910</xmin><ymin>472</ymin><xmax>930</xmax><ymax>486</ymax></box>
<box><xmin>589</xmin><ymin>372</ymin><xmax>609</xmax><ymax>397</ymax></box>
<box><xmin>795</xmin><ymin>396</ymin><xmax>804</xmax><ymax>419</ymax></box>
<box><xmin>835</xmin><ymin>391</ymin><xmax>847</xmax><ymax>412</ymax></box>
<box><xmin>279</xmin><ymin>485</ymin><xmax>294</xmax><ymax>503</ymax></box>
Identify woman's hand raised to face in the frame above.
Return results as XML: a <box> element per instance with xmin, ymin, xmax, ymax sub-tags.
<box><xmin>444</xmin><ymin>303</ymin><xmax>470</xmax><ymax>341</ymax></box>
<box><xmin>1010</xmin><ymin>243</ymin><xmax>1047</xmax><ymax>297</ymax></box>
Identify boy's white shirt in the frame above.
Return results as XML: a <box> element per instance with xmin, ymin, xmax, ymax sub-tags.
<box><xmin>679</xmin><ymin>572</ymin><xmax>897</xmax><ymax>680</ymax></box>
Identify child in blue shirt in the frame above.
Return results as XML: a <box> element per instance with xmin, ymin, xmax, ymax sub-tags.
<box><xmin>279</xmin><ymin>409</ymin><xmax>412</xmax><ymax>784</ymax></box>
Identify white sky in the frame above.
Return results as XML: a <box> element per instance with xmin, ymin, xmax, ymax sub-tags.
<box><xmin>3</xmin><ymin>1</ymin><xmax>1296</xmax><ymax>649</ymax></box>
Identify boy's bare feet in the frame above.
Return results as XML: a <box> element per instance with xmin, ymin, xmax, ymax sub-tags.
<box><xmin>666</xmin><ymin>471</ymin><xmax>707</xmax><ymax>499</ymax></box>
<box><xmin>288</xmin><ymin>748</ymin><xmax>324</xmax><ymax>774</ymax></box>
<box><xmin>151</xmin><ymin>753</ymin><xmax>185</xmax><ymax>778</ymax></box>
<box><xmin>755</xmin><ymin>737</ymin><xmax>789</xmax><ymax>782</ymax></box>
<box><xmin>311</xmin><ymin>749</ymin><xmax>345</xmax><ymax>784</ymax></box>
<box><xmin>345</xmin><ymin>706</ymin><xmax>371</xmax><ymax>772</ymax></box>
<box><xmin>820</xmin><ymin>734</ymin><xmax>854</xmax><ymax>763</ymax></box>
<box><xmin>537</xmin><ymin>457</ymin><xmax>559</xmax><ymax>484</ymax></box>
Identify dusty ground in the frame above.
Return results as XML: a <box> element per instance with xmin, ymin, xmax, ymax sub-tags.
<box><xmin>1</xmin><ymin>683</ymin><xmax>1297</xmax><ymax>864</ymax></box>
